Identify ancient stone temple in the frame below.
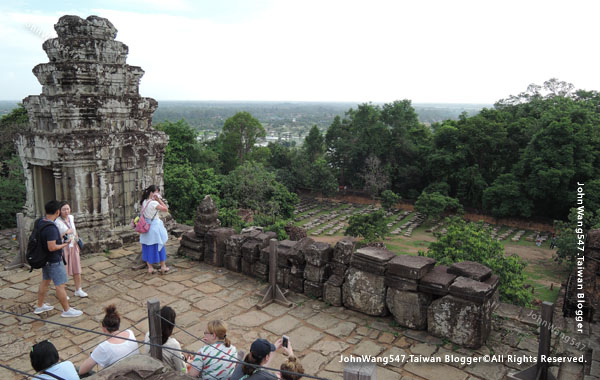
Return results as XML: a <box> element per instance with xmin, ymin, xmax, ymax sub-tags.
<box><xmin>16</xmin><ymin>15</ymin><xmax>168</xmax><ymax>251</ymax></box>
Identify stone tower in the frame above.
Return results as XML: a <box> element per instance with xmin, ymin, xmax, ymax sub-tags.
<box><xmin>16</xmin><ymin>15</ymin><xmax>168</xmax><ymax>251</ymax></box>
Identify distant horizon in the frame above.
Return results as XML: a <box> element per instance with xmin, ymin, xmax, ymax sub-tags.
<box><xmin>0</xmin><ymin>99</ymin><xmax>493</xmax><ymax>107</ymax></box>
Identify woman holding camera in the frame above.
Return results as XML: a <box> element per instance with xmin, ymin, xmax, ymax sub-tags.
<box><xmin>55</xmin><ymin>201</ymin><xmax>87</xmax><ymax>297</ymax></box>
<box><xmin>139</xmin><ymin>185</ymin><xmax>169</xmax><ymax>274</ymax></box>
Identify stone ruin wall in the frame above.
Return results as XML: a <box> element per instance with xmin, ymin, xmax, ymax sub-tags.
<box><xmin>179</xmin><ymin>196</ymin><xmax>500</xmax><ymax>349</ymax></box>
<box><xmin>16</xmin><ymin>15</ymin><xmax>168</xmax><ymax>251</ymax></box>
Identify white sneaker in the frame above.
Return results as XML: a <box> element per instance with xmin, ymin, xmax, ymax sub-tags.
<box><xmin>61</xmin><ymin>308</ymin><xmax>83</xmax><ymax>318</ymax></box>
<box><xmin>74</xmin><ymin>289</ymin><xmax>88</xmax><ymax>297</ymax></box>
<box><xmin>34</xmin><ymin>304</ymin><xmax>54</xmax><ymax>314</ymax></box>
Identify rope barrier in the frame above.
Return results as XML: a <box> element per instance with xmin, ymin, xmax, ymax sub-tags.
<box><xmin>0</xmin><ymin>362</ymin><xmax>66</xmax><ymax>380</ymax></box>
<box><xmin>0</xmin><ymin>309</ymin><xmax>330</xmax><ymax>380</ymax></box>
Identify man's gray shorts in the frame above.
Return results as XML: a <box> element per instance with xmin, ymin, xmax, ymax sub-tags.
<box><xmin>42</xmin><ymin>261</ymin><xmax>67</xmax><ymax>286</ymax></box>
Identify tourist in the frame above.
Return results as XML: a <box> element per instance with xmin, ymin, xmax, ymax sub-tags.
<box><xmin>550</xmin><ymin>233</ymin><xmax>556</xmax><ymax>249</ymax></box>
<box><xmin>189</xmin><ymin>320</ymin><xmax>237</xmax><ymax>379</ymax></box>
<box><xmin>139</xmin><ymin>185</ymin><xmax>169</xmax><ymax>274</ymax></box>
<box><xmin>79</xmin><ymin>305</ymin><xmax>139</xmax><ymax>375</ymax></box>
<box><xmin>55</xmin><ymin>201</ymin><xmax>87</xmax><ymax>298</ymax></box>
<box><xmin>33</xmin><ymin>200</ymin><xmax>83</xmax><ymax>318</ymax></box>
<box><xmin>230</xmin><ymin>338</ymin><xmax>283</xmax><ymax>380</ymax></box>
<box><xmin>278</xmin><ymin>340</ymin><xmax>303</xmax><ymax>380</ymax></box>
<box><xmin>30</xmin><ymin>340</ymin><xmax>80</xmax><ymax>380</ymax></box>
<box><xmin>143</xmin><ymin>306</ymin><xmax>186</xmax><ymax>373</ymax></box>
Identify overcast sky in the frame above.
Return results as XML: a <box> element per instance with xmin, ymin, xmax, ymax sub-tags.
<box><xmin>1</xmin><ymin>0</ymin><xmax>599</xmax><ymax>104</ymax></box>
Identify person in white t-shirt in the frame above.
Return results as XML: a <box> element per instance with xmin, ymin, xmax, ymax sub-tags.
<box><xmin>30</xmin><ymin>340</ymin><xmax>80</xmax><ymax>380</ymax></box>
<box><xmin>139</xmin><ymin>185</ymin><xmax>170</xmax><ymax>274</ymax></box>
<box><xmin>79</xmin><ymin>305</ymin><xmax>139</xmax><ymax>376</ymax></box>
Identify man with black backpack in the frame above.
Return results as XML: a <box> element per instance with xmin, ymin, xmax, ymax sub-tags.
<box><xmin>33</xmin><ymin>200</ymin><xmax>83</xmax><ymax>318</ymax></box>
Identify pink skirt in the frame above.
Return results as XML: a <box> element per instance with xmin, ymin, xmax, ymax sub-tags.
<box><xmin>63</xmin><ymin>244</ymin><xmax>81</xmax><ymax>276</ymax></box>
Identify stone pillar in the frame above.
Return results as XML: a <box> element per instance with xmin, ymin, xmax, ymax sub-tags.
<box><xmin>303</xmin><ymin>241</ymin><xmax>333</xmax><ymax>299</ymax></box>
<box><xmin>427</xmin><ymin>261</ymin><xmax>498</xmax><ymax>348</ymax></box>
<box><xmin>385</xmin><ymin>255</ymin><xmax>436</xmax><ymax>330</ymax></box>
<box><xmin>324</xmin><ymin>238</ymin><xmax>355</xmax><ymax>307</ymax></box>
<box><xmin>179</xmin><ymin>195</ymin><xmax>221</xmax><ymax>260</ymax></box>
<box><xmin>16</xmin><ymin>15</ymin><xmax>168</xmax><ymax>251</ymax></box>
<box><xmin>343</xmin><ymin>247</ymin><xmax>395</xmax><ymax>316</ymax></box>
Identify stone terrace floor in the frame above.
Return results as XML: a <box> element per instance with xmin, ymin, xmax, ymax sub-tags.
<box><xmin>0</xmin><ymin>229</ymin><xmax>597</xmax><ymax>380</ymax></box>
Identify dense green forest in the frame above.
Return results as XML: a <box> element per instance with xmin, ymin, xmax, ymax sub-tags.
<box><xmin>1</xmin><ymin>79</ymin><xmax>598</xmax><ymax>229</ymax></box>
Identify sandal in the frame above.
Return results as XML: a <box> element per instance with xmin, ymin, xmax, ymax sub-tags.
<box><xmin>147</xmin><ymin>269</ymin><xmax>156</xmax><ymax>274</ymax></box>
<box><xmin>160</xmin><ymin>267</ymin><xmax>170</xmax><ymax>274</ymax></box>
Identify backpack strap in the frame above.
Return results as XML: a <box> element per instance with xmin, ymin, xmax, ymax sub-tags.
<box><xmin>42</xmin><ymin>369</ymin><xmax>66</xmax><ymax>380</ymax></box>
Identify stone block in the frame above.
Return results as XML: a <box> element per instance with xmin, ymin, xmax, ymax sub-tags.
<box><xmin>224</xmin><ymin>253</ymin><xmax>241</xmax><ymax>272</ymax></box>
<box><xmin>242</xmin><ymin>240</ymin><xmax>261</xmax><ymax>262</ymax></box>
<box><xmin>225</xmin><ymin>234</ymin><xmax>246</xmax><ymax>257</ymax></box>
<box><xmin>448</xmin><ymin>261</ymin><xmax>492</xmax><ymax>281</ymax></box>
<box><xmin>330</xmin><ymin>262</ymin><xmax>347</xmax><ymax>277</ymax></box>
<box><xmin>304</xmin><ymin>264</ymin><xmax>330</xmax><ymax>283</ymax></box>
<box><xmin>353</xmin><ymin>247</ymin><xmax>396</xmax><ymax>264</ymax></box>
<box><xmin>304</xmin><ymin>280</ymin><xmax>323</xmax><ymax>299</ymax></box>
<box><xmin>254</xmin><ymin>261</ymin><xmax>268</xmax><ymax>282</ymax></box>
<box><xmin>241</xmin><ymin>258</ymin><xmax>253</xmax><ymax>276</ymax></box>
<box><xmin>428</xmin><ymin>295</ymin><xmax>493</xmax><ymax>349</ymax></box>
<box><xmin>277</xmin><ymin>267</ymin><xmax>290</xmax><ymax>289</ymax></box>
<box><xmin>386</xmin><ymin>288</ymin><xmax>431</xmax><ymax>330</ymax></box>
<box><xmin>342</xmin><ymin>267</ymin><xmax>388</xmax><ymax>316</ymax></box>
<box><xmin>419</xmin><ymin>265</ymin><xmax>457</xmax><ymax>296</ymax></box>
<box><xmin>385</xmin><ymin>274</ymin><xmax>418</xmax><ymax>291</ymax></box>
<box><xmin>332</xmin><ymin>238</ymin><xmax>355</xmax><ymax>265</ymax></box>
<box><xmin>323</xmin><ymin>284</ymin><xmax>342</xmax><ymax>306</ymax></box>
<box><xmin>178</xmin><ymin>245</ymin><xmax>203</xmax><ymax>261</ymax></box>
<box><xmin>304</xmin><ymin>241</ymin><xmax>333</xmax><ymax>266</ymax></box>
<box><xmin>351</xmin><ymin>247</ymin><xmax>395</xmax><ymax>275</ymax></box>
<box><xmin>259</xmin><ymin>247</ymin><xmax>270</xmax><ymax>264</ymax></box>
<box><xmin>288</xmin><ymin>275</ymin><xmax>304</xmax><ymax>293</ymax></box>
<box><xmin>289</xmin><ymin>237</ymin><xmax>313</xmax><ymax>266</ymax></box>
<box><xmin>449</xmin><ymin>276</ymin><xmax>495</xmax><ymax>303</ymax></box>
<box><xmin>204</xmin><ymin>227</ymin><xmax>235</xmax><ymax>267</ymax></box>
<box><xmin>277</xmin><ymin>240</ymin><xmax>297</xmax><ymax>267</ymax></box>
<box><xmin>386</xmin><ymin>255</ymin><xmax>435</xmax><ymax>280</ymax></box>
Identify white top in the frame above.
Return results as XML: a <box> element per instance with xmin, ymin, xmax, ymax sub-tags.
<box><xmin>143</xmin><ymin>332</ymin><xmax>186</xmax><ymax>373</ymax></box>
<box><xmin>38</xmin><ymin>361</ymin><xmax>80</xmax><ymax>380</ymax></box>
<box><xmin>55</xmin><ymin>215</ymin><xmax>77</xmax><ymax>248</ymax></box>
<box><xmin>90</xmin><ymin>330</ymin><xmax>139</xmax><ymax>368</ymax></box>
<box><xmin>142</xmin><ymin>199</ymin><xmax>159</xmax><ymax>220</ymax></box>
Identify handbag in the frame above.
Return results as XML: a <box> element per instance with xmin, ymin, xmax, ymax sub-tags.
<box><xmin>134</xmin><ymin>201</ymin><xmax>158</xmax><ymax>234</ymax></box>
<box><xmin>77</xmin><ymin>237</ymin><xmax>84</xmax><ymax>250</ymax></box>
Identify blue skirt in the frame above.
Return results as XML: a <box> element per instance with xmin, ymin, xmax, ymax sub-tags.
<box><xmin>142</xmin><ymin>243</ymin><xmax>167</xmax><ymax>264</ymax></box>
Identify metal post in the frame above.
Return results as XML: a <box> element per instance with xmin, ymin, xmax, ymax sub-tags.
<box><xmin>147</xmin><ymin>298</ymin><xmax>163</xmax><ymax>361</ymax></box>
<box><xmin>6</xmin><ymin>213</ymin><xmax>27</xmax><ymax>270</ymax></box>
<box><xmin>507</xmin><ymin>302</ymin><xmax>556</xmax><ymax>380</ymax></box>
<box><xmin>256</xmin><ymin>239</ymin><xmax>292</xmax><ymax>309</ymax></box>
<box><xmin>537</xmin><ymin>301</ymin><xmax>554</xmax><ymax>380</ymax></box>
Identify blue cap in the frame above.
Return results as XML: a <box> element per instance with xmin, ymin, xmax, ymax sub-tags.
<box><xmin>250</xmin><ymin>338</ymin><xmax>276</xmax><ymax>359</ymax></box>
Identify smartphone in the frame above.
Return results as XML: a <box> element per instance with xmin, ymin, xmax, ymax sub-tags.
<box><xmin>282</xmin><ymin>335</ymin><xmax>289</xmax><ymax>348</ymax></box>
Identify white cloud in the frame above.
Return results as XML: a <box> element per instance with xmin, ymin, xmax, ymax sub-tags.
<box><xmin>2</xmin><ymin>0</ymin><xmax>600</xmax><ymax>103</ymax></box>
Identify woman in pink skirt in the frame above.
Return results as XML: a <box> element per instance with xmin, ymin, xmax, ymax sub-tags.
<box><xmin>55</xmin><ymin>201</ymin><xmax>88</xmax><ymax>297</ymax></box>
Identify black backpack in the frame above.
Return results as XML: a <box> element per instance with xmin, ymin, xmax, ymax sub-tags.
<box><xmin>26</xmin><ymin>218</ymin><xmax>56</xmax><ymax>272</ymax></box>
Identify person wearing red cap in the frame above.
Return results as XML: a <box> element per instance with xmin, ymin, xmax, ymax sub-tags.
<box><xmin>230</xmin><ymin>338</ymin><xmax>283</xmax><ymax>380</ymax></box>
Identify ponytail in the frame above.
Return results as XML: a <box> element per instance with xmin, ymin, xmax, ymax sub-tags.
<box><xmin>140</xmin><ymin>185</ymin><xmax>158</xmax><ymax>205</ymax></box>
<box><xmin>242</xmin><ymin>352</ymin><xmax>263</xmax><ymax>376</ymax></box>
<box><xmin>207</xmin><ymin>320</ymin><xmax>231</xmax><ymax>347</ymax></box>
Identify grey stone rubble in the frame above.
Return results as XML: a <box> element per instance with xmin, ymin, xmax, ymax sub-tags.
<box><xmin>16</xmin><ymin>15</ymin><xmax>168</xmax><ymax>252</ymax></box>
